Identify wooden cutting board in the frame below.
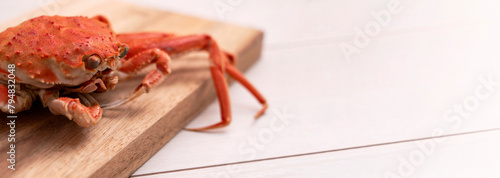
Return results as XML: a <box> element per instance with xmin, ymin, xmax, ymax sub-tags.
<box><xmin>0</xmin><ymin>0</ymin><xmax>263</xmax><ymax>177</ymax></box>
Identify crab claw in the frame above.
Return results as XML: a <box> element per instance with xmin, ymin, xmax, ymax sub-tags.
<box><xmin>46</xmin><ymin>96</ymin><xmax>103</xmax><ymax>127</ymax></box>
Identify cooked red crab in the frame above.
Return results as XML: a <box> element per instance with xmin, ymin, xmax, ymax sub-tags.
<box><xmin>0</xmin><ymin>15</ymin><xmax>267</xmax><ymax>130</ymax></box>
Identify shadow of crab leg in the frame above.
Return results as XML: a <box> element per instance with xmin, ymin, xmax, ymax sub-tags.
<box><xmin>40</xmin><ymin>90</ymin><xmax>102</xmax><ymax>127</ymax></box>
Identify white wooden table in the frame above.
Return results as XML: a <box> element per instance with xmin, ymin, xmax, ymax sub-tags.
<box><xmin>2</xmin><ymin>1</ymin><xmax>500</xmax><ymax>177</ymax></box>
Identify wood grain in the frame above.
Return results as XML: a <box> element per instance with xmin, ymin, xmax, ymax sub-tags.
<box><xmin>0</xmin><ymin>0</ymin><xmax>263</xmax><ymax>177</ymax></box>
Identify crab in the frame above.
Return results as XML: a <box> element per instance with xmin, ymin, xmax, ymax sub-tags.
<box><xmin>0</xmin><ymin>15</ymin><xmax>267</xmax><ymax>131</ymax></box>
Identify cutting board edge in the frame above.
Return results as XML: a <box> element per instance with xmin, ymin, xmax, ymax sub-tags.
<box><xmin>91</xmin><ymin>30</ymin><xmax>264</xmax><ymax>177</ymax></box>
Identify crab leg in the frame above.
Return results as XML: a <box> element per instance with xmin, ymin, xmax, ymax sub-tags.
<box><xmin>224</xmin><ymin>62</ymin><xmax>268</xmax><ymax>118</ymax></box>
<box><xmin>116</xmin><ymin>32</ymin><xmax>175</xmax><ymax>43</ymax></box>
<box><xmin>39</xmin><ymin>90</ymin><xmax>102</xmax><ymax>127</ymax></box>
<box><xmin>192</xmin><ymin>65</ymin><xmax>232</xmax><ymax>130</ymax></box>
<box><xmin>102</xmin><ymin>48</ymin><xmax>172</xmax><ymax>107</ymax></box>
<box><xmin>118</xmin><ymin>34</ymin><xmax>267</xmax><ymax>130</ymax></box>
<box><xmin>65</xmin><ymin>78</ymin><xmax>107</xmax><ymax>93</ymax></box>
<box><xmin>0</xmin><ymin>84</ymin><xmax>35</xmax><ymax>114</ymax></box>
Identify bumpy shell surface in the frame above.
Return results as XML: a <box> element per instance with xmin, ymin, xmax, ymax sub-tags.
<box><xmin>0</xmin><ymin>15</ymin><xmax>122</xmax><ymax>88</ymax></box>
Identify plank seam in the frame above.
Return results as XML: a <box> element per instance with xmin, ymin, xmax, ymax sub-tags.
<box><xmin>132</xmin><ymin>127</ymin><xmax>500</xmax><ymax>177</ymax></box>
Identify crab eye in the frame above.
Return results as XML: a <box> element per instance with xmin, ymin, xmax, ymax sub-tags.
<box><xmin>119</xmin><ymin>45</ymin><xmax>129</xmax><ymax>58</ymax></box>
<box><xmin>83</xmin><ymin>54</ymin><xmax>101</xmax><ymax>69</ymax></box>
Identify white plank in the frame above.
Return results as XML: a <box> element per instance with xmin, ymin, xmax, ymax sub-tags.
<box><xmin>133</xmin><ymin>24</ymin><xmax>500</xmax><ymax>175</ymax></box>
<box><xmin>0</xmin><ymin>1</ymin><xmax>39</xmax><ymax>24</ymax></box>
<box><xmin>134</xmin><ymin>129</ymin><xmax>500</xmax><ymax>178</ymax></box>
<box><xmin>2</xmin><ymin>1</ymin><xmax>500</xmax><ymax>176</ymax></box>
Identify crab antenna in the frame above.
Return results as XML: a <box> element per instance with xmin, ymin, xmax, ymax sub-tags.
<box><xmin>100</xmin><ymin>86</ymin><xmax>147</xmax><ymax>109</ymax></box>
<box><xmin>99</xmin><ymin>99</ymin><xmax>127</xmax><ymax>108</ymax></box>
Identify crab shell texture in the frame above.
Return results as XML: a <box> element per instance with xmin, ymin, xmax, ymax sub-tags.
<box><xmin>0</xmin><ymin>15</ymin><xmax>123</xmax><ymax>89</ymax></box>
